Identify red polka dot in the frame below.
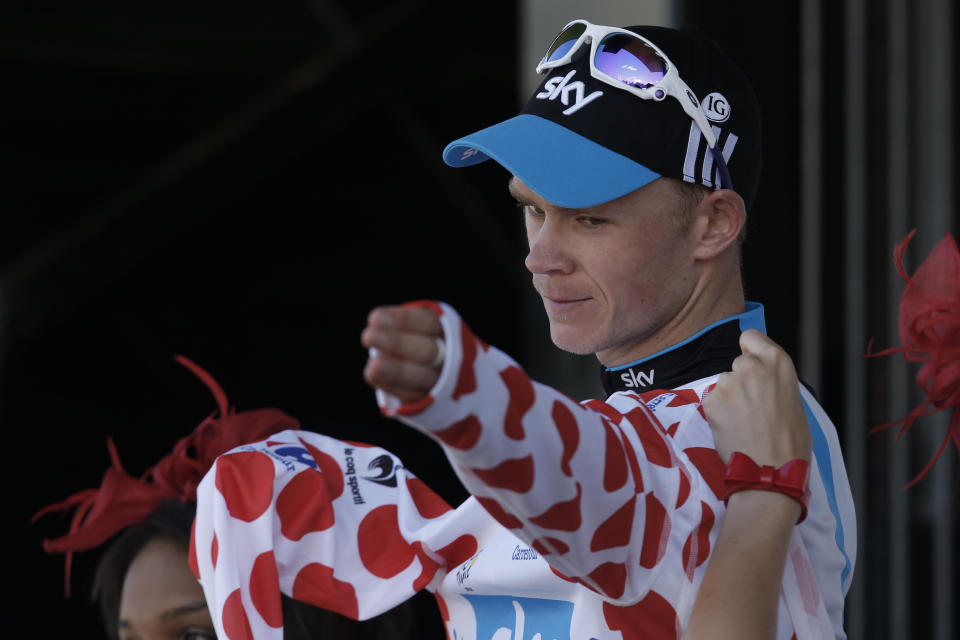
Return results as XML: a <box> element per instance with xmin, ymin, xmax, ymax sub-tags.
<box><xmin>675</xmin><ymin>467</ymin><xmax>690</xmax><ymax>508</ymax></box>
<box><xmin>277</xmin><ymin>469</ymin><xmax>335</xmax><ymax>541</ymax></box>
<box><xmin>603</xmin><ymin>591</ymin><xmax>679</xmax><ymax>640</ymax></box>
<box><xmin>401</xmin><ymin>299</ymin><xmax>445</xmax><ymax>317</ymax></box>
<box><xmin>684</xmin><ymin>447</ymin><xmax>726</xmax><ymax>500</ymax></box>
<box><xmin>412</xmin><ymin>541</ymin><xmax>442</xmax><ymax>591</ymax></box>
<box><xmin>550</xmin><ymin>565</ymin><xmax>577</xmax><ymax>583</ymax></box>
<box><xmin>668</xmin><ymin>388</ymin><xmax>701</xmax><ymax>407</ymax></box>
<box><xmin>583</xmin><ymin>399</ymin><xmax>624</xmax><ymax>422</ymax></box>
<box><xmin>625</xmin><ymin>408</ymin><xmax>672</xmax><ymax>467</ymax></box>
<box><xmin>500</xmin><ymin>366</ymin><xmax>534</xmax><ymax>440</ymax></box>
<box><xmin>682</xmin><ymin>501</ymin><xmax>715</xmax><ymax>580</ymax></box>
<box><xmin>434</xmin><ymin>415</ymin><xmax>482</xmax><ymax>450</ymax></box>
<box><xmin>212</xmin><ymin>533</ymin><xmax>219</xmax><ymax>569</ymax></box>
<box><xmin>475</xmin><ymin>497</ymin><xmax>523</xmax><ymax>529</ymax></box>
<box><xmin>452</xmin><ymin>322</ymin><xmax>479</xmax><ymax>401</ymax></box>
<box><xmin>603</xmin><ymin>420</ymin><xmax>628</xmax><ymax>492</ymax></box>
<box><xmin>588</xmin><ymin>561</ymin><xmax>627</xmax><ymax>599</ymax></box>
<box><xmin>222</xmin><ymin>589</ymin><xmax>253</xmax><ymax>640</ymax></box>
<box><xmin>638</xmin><ymin>389</ymin><xmax>666</xmax><ymax>404</ymax></box>
<box><xmin>406</xmin><ymin>476</ymin><xmax>453</xmax><ymax>519</ymax></box>
<box><xmin>357</xmin><ymin>505</ymin><xmax>415</xmax><ymax>578</ymax></box>
<box><xmin>435</xmin><ymin>593</ymin><xmax>450</xmax><ymax>622</ymax></box>
<box><xmin>472</xmin><ymin>455</ymin><xmax>534</xmax><ymax>493</ymax></box>
<box><xmin>529</xmin><ymin>482</ymin><xmax>581</xmax><ymax>531</ymax></box>
<box><xmin>299</xmin><ymin>437</ymin><xmax>344</xmax><ymax>499</ymax></box>
<box><xmin>551</xmin><ymin>400</ymin><xmax>579</xmax><ymax>477</ymax></box>
<box><xmin>292</xmin><ymin>563</ymin><xmax>359</xmax><ymax>620</ymax></box>
<box><xmin>591</xmin><ymin>498</ymin><xmax>636</xmax><ymax>551</ymax></box>
<box><xmin>391</xmin><ymin>394</ymin><xmax>435</xmax><ymax>417</ymax></box>
<box><xmin>618</xmin><ymin>424</ymin><xmax>644</xmax><ymax>493</ymax></box>
<box><xmin>249</xmin><ymin>551</ymin><xmax>282</xmax><ymax>628</ymax></box>
<box><xmin>436</xmin><ymin>535</ymin><xmax>478</xmax><ymax>569</ymax></box>
<box><xmin>639</xmin><ymin>493</ymin><xmax>670</xmax><ymax>569</ymax></box>
<box><xmin>214</xmin><ymin>451</ymin><xmax>276</xmax><ymax>522</ymax></box>
<box><xmin>532</xmin><ymin>537</ymin><xmax>570</xmax><ymax>555</ymax></box>
<box><xmin>791</xmin><ymin>548</ymin><xmax>822</xmax><ymax>615</ymax></box>
<box><xmin>188</xmin><ymin>518</ymin><xmax>199</xmax><ymax>579</ymax></box>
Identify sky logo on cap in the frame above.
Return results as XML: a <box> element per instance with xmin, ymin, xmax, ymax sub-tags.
<box><xmin>702</xmin><ymin>92</ymin><xmax>731</xmax><ymax>122</ymax></box>
<box><xmin>535</xmin><ymin>70</ymin><xmax>604</xmax><ymax>116</ymax></box>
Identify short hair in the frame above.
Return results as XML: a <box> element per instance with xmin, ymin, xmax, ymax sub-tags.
<box><xmin>671</xmin><ymin>179</ymin><xmax>711</xmax><ymax>232</ymax></box>
<box><xmin>670</xmin><ymin>179</ymin><xmax>747</xmax><ymax>244</ymax></box>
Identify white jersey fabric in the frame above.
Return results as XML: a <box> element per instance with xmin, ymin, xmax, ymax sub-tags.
<box><xmin>191</xmin><ymin>301</ymin><xmax>856</xmax><ymax>640</ymax></box>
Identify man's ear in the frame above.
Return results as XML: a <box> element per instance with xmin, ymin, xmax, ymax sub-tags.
<box><xmin>691</xmin><ymin>189</ymin><xmax>746</xmax><ymax>260</ymax></box>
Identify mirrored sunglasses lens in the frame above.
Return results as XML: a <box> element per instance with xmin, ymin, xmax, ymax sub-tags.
<box><xmin>544</xmin><ymin>23</ymin><xmax>587</xmax><ymax>63</ymax></box>
<box><xmin>594</xmin><ymin>34</ymin><xmax>666</xmax><ymax>88</ymax></box>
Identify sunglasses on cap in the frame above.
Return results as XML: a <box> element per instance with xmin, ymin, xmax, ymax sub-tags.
<box><xmin>536</xmin><ymin>19</ymin><xmax>733</xmax><ymax>191</ymax></box>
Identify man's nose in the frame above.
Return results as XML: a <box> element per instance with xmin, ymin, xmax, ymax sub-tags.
<box><xmin>524</xmin><ymin>219</ymin><xmax>574</xmax><ymax>275</ymax></box>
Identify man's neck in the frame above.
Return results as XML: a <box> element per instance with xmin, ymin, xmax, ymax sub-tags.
<box><xmin>599</xmin><ymin>302</ymin><xmax>765</xmax><ymax>395</ymax></box>
<box><xmin>597</xmin><ymin>267</ymin><xmax>746</xmax><ymax>368</ymax></box>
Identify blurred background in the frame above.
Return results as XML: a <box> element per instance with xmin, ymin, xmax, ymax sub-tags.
<box><xmin>6</xmin><ymin>0</ymin><xmax>957</xmax><ymax>637</ymax></box>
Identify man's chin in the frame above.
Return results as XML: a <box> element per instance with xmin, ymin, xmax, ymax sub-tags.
<box><xmin>549</xmin><ymin>328</ymin><xmax>600</xmax><ymax>356</ymax></box>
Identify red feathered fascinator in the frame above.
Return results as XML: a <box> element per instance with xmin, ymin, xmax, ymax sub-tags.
<box><xmin>866</xmin><ymin>229</ymin><xmax>960</xmax><ymax>488</ymax></box>
<box><xmin>32</xmin><ymin>355</ymin><xmax>300</xmax><ymax>595</ymax></box>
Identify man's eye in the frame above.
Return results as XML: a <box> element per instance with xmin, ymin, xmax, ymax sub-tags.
<box><xmin>578</xmin><ymin>216</ymin><xmax>606</xmax><ymax>227</ymax></box>
<box><xmin>182</xmin><ymin>629</ymin><xmax>217</xmax><ymax>640</ymax></box>
<box><xmin>518</xmin><ymin>203</ymin><xmax>544</xmax><ymax>218</ymax></box>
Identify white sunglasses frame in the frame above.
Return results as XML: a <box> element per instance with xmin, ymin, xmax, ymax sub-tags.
<box><xmin>536</xmin><ymin>20</ymin><xmax>733</xmax><ymax>189</ymax></box>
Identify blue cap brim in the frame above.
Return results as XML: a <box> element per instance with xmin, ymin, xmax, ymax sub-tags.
<box><xmin>442</xmin><ymin>114</ymin><xmax>661</xmax><ymax>208</ymax></box>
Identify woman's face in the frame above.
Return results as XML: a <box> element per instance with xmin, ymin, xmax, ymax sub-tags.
<box><xmin>117</xmin><ymin>537</ymin><xmax>216</xmax><ymax>640</ymax></box>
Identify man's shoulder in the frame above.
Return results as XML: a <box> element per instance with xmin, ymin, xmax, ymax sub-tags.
<box><xmin>597</xmin><ymin>376</ymin><xmax>718</xmax><ymax>446</ymax></box>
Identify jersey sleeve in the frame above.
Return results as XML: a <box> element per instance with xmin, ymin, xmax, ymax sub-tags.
<box><xmin>376</xmin><ymin>301</ymin><xmax>705</xmax><ymax>605</ymax></box>
<box><xmin>190</xmin><ymin>428</ymin><xmax>480</xmax><ymax>640</ymax></box>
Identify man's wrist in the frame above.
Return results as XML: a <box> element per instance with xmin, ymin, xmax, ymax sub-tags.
<box><xmin>725</xmin><ymin>489</ymin><xmax>803</xmax><ymax>523</ymax></box>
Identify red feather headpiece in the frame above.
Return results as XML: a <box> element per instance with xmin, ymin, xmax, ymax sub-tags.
<box><xmin>32</xmin><ymin>355</ymin><xmax>300</xmax><ymax>595</ymax></box>
<box><xmin>865</xmin><ymin>229</ymin><xmax>960</xmax><ymax>488</ymax></box>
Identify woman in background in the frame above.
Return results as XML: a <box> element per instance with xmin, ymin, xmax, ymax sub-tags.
<box><xmin>33</xmin><ymin>356</ymin><xmax>414</xmax><ymax>640</ymax></box>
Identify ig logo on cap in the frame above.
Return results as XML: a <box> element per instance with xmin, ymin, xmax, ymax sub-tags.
<box><xmin>703</xmin><ymin>92</ymin><xmax>731</xmax><ymax>122</ymax></box>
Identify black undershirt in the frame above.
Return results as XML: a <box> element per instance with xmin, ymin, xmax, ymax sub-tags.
<box><xmin>601</xmin><ymin>319</ymin><xmax>742</xmax><ymax>395</ymax></box>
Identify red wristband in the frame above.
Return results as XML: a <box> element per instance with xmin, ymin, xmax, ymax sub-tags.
<box><xmin>723</xmin><ymin>452</ymin><xmax>810</xmax><ymax>524</ymax></box>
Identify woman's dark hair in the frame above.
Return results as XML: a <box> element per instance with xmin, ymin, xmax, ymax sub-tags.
<box><xmin>91</xmin><ymin>499</ymin><xmax>195</xmax><ymax>640</ymax></box>
<box><xmin>91</xmin><ymin>499</ymin><xmax>415</xmax><ymax>640</ymax></box>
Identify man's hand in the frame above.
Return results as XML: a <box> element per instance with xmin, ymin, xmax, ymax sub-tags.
<box><xmin>361</xmin><ymin>305</ymin><xmax>445</xmax><ymax>405</ymax></box>
<box><xmin>701</xmin><ymin>329</ymin><xmax>812</xmax><ymax>467</ymax></box>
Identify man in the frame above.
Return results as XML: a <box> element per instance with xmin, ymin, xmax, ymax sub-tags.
<box><xmin>190</xmin><ymin>20</ymin><xmax>855</xmax><ymax>640</ymax></box>
<box><xmin>361</xmin><ymin>20</ymin><xmax>855</xmax><ymax>638</ymax></box>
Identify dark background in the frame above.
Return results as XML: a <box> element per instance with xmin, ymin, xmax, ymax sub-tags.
<box><xmin>6</xmin><ymin>1</ymin><xmax>825</xmax><ymax>637</ymax></box>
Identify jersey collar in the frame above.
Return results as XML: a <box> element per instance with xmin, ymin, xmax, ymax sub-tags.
<box><xmin>601</xmin><ymin>302</ymin><xmax>766</xmax><ymax>395</ymax></box>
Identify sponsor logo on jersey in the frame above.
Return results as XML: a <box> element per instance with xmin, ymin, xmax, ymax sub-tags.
<box><xmin>620</xmin><ymin>367</ymin><xmax>655</xmax><ymax>388</ymax></box>
<box><xmin>510</xmin><ymin>545</ymin><xmax>539</xmax><ymax>561</ymax></box>
<box><xmin>456</xmin><ymin>550</ymin><xmax>482</xmax><ymax>590</ymax></box>
<box><xmin>645</xmin><ymin>392</ymin><xmax>676</xmax><ymax>412</ymax></box>
<box><xmin>362</xmin><ymin>454</ymin><xmax>402</xmax><ymax>488</ymax></box>
<box><xmin>270</xmin><ymin>445</ymin><xmax>318</xmax><ymax>471</ymax></box>
<box><xmin>535</xmin><ymin>70</ymin><xmax>604</xmax><ymax>115</ymax></box>
<box><xmin>460</xmin><ymin>595</ymin><xmax>575</xmax><ymax>640</ymax></box>
<box><xmin>343</xmin><ymin>447</ymin><xmax>365</xmax><ymax>505</ymax></box>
